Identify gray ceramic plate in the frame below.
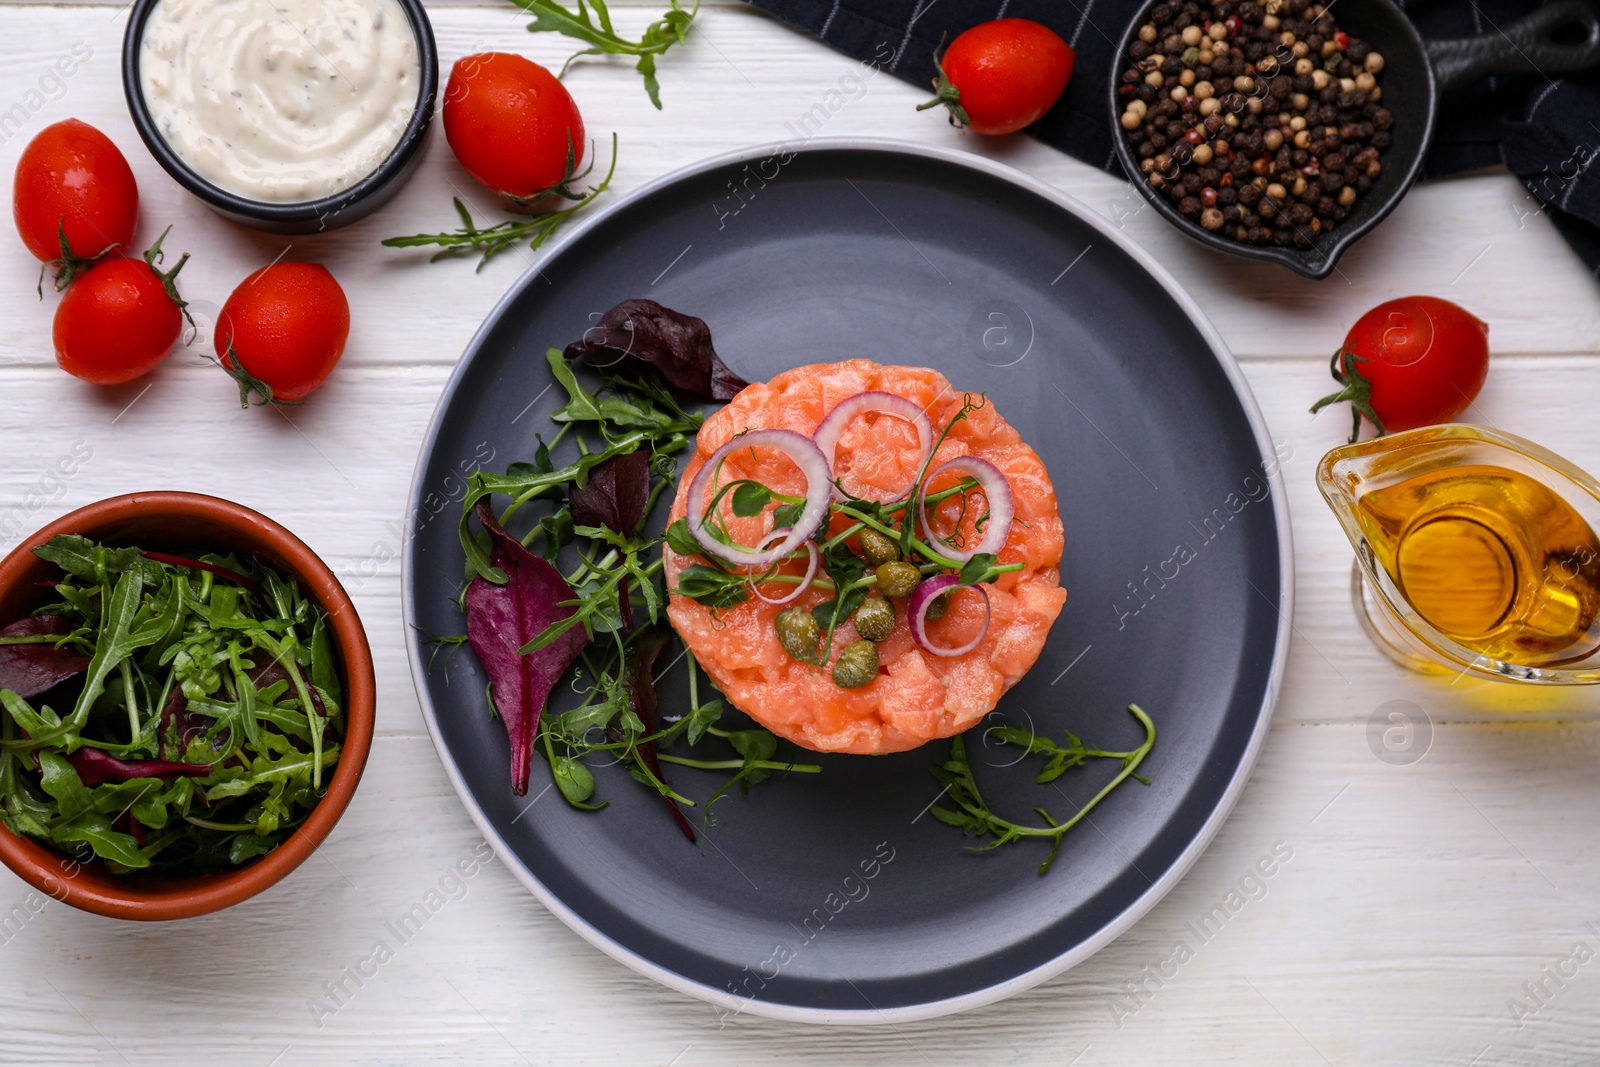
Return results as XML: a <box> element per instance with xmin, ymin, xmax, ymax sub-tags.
<box><xmin>402</xmin><ymin>139</ymin><xmax>1291</xmax><ymax>1024</ymax></box>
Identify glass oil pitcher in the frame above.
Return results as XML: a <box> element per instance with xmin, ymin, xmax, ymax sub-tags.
<box><xmin>1318</xmin><ymin>424</ymin><xmax>1600</xmax><ymax>684</ymax></box>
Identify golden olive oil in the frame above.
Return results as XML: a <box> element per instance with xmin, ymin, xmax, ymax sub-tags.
<box><xmin>1353</xmin><ymin>464</ymin><xmax>1600</xmax><ymax>665</ymax></box>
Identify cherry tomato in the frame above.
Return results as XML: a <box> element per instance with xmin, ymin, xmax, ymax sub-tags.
<box><xmin>1312</xmin><ymin>296</ymin><xmax>1490</xmax><ymax>441</ymax></box>
<box><xmin>14</xmin><ymin>119</ymin><xmax>139</xmax><ymax>272</ymax></box>
<box><xmin>919</xmin><ymin>19</ymin><xmax>1075</xmax><ymax>136</ymax></box>
<box><xmin>442</xmin><ymin>53</ymin><xmax>585</xmax><ymax>200</ymax></box>
<box><xmin>216</xmin><ymin>262</ymin><xmax>350</xmax><ymax>405</ymax></box>
<box><xmin>53</xmin><ymin>239</ymin><xmax>187</xmax><ymax>386</ymax></box>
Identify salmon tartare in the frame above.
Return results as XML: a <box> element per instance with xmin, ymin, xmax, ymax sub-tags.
<box><xmin>665</xmin><ymin>360</ymin><xmax>1066</xmax><ymax>754</ymax></box>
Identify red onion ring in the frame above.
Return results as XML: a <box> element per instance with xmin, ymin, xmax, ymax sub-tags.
<box><xmin>748</xmin><ymin>529</ymin><xmax>819</xmax><ymax>606</ymax></box>
<box><xmin>917</xmin><ymin>455</ymin><xmax>1015</xmax><ymax>563</ymax></box>
<box><xmin>812</xmin><ymin>391</ymin><xmax>934</xmax><ymax>502</ymax></box>
<box><xmin>685</xmin><ymin>429</ymin><xmax>832</xmax><ymax>567</ymax></box>
<box><xmin>908</xmin><ymin>574</ymin><xmax>990</xmax><ymax>658</ymax></box>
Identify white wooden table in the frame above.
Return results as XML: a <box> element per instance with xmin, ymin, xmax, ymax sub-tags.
<box><xmin>2</xmin><ymin>2</ymin><xmax>1598</xmax><ymax>1062</ymax></box>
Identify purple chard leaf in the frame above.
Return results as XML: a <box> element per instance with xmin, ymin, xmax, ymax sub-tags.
<box><xmin>568</xmin><ymin>450</ymin><xmax>652</xmax><ymax>537</ymax></box>
<box><xmin>0</xmin><ymin>615</ymin><xmax>90</xmax><ymax>699</ymax></box>
<box><xmin>465</xmin><ymin>500</ymin><xmax>590</xmax><ymax>796</ymax></box>
<box><xmin>610</xmin><ymin>626</ymin><xmax>694</xmax><ymax>841</ymax></box>
<box><xmin>563</xmin><ymin>298</ymin><xmax>749</xmax><ymax>401</ymax></box>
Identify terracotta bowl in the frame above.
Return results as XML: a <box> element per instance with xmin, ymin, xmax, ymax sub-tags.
<box><xmin>0</xmin><ymin>492</ymin><xmax>374</xmax><ymax>919</ymax></box>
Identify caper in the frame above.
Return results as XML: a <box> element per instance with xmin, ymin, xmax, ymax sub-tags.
<box><xmin>875</xmin><ymin>561</ymin><xmax>922</xmax><ymax>598</ymax></box>
<box><xmin>832</xmin><ymin>639</ymin><xmax>880</xmax><ymax>688</ymax></box>
<box><xmin>924</xmin><ymin>589</ymin><xmax>952</xmax><ymax>621</ymax></box>
<box><xmin>853</xmin><ymin>596</ymin><xmax>895</xmax><ymax>642</ymax></box>
<box><xmin>774</xmin><ymin>606</ymin><xmax>819</xmax><ymax>661</ymax></box>
<box><xmin>859</xmin><ymin>528</ymin><xmax>901</xmax><ymax>565</ymax></box>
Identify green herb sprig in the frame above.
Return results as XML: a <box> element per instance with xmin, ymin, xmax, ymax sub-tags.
<box><xmin>515</xmin><ymin>0</ymin><xmax>699</xmax><ymax>109</ymax></box>
<box><xmin>538</xmin><ymin>650</ymin><xmax>818</xmax><ymax>827</ymax></box>
<box><xmin>383</xmin><ymin>134</ymin><xmax>617</xmax><ymax>270</ymax></box>
<box><xmin>929</xmin><ymin>705</ymin><xmax>1156</xmax><ymax>875</ymax></box>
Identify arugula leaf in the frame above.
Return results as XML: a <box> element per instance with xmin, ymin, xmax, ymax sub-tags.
<box><xmin>515</xmin><ymin>0</ymin><xmax>700</xmax><ymax>109</ymax></box>
<box><xmin>55</xmin><ymin>812</ymin><xmax>148</xmax><ymax>869</ymax></box>
<box><xmin>37</xmin><ymin>751</ymin><xmax>93</xmax><ymax>821</ymax></box>
<box><xmin>67</xmin><ymin>569</ymin><xmax>166</xmax><ymax>738</ymax></box>
<box><xmin>0</xmin><ymin>541</ymin><xmax>347</xmax><ymax>876</ymax></box>
<box><xmin>382</xmin><ymin>137</ymin><xmax>618</xmax><ymax>269</ymax></box>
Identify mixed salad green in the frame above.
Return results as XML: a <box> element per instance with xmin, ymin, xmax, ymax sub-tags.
<box><xmin>0</xmin><ymin>536</ymin><xmax>344</xmax><ymax>874</ymax></box>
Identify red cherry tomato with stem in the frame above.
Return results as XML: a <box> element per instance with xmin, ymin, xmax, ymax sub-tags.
<box><xmin>442</xmin><ymin>52</ymin><xmax>587</xmax><ymax>203</ymax></box>
<box><xmin>14</xmin><ymin>119</ymin><xmax>139</xmax><ymax>291</ymax></box>
<box><xmin>918</xmin><ymin>19</ymin><xmax>1075</xmax><ymax>136</ymax></box>
<box><xmin>52</xmin><ymin>230</ymin><xmax>189</xmax><ymax>386</ymax></box>
<box><xmin>1311</xmin><ymin>296</ymin><xmax>1490</xmax><ymax>442</ymax></box>
<box><xmin>215</xmin><ymin>262</ymin><xmax>350</xmax><ymax>406</ymax></box>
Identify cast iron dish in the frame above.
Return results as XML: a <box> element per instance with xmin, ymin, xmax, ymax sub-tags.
<box><xmin>1110</xmin><ymin>0</ymin><xmax>1600</xmax><ymax>278</ymax></box>
<box><xmin>120</xmin><ymin>0</ymin><xmax>438</xmax><ymax>235</ymax></box>
<box><xmin>0</xmin><ymin>492</ymin><xmax>375</xmax><ymax>920</ymax></box>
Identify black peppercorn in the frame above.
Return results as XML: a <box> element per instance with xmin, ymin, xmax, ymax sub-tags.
<box><xmin>1119</xmin><ymin>0</ymin><xmax>1389</xmax><ymax>250</ymax></box>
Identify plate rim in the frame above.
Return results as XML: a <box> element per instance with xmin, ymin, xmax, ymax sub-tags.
<box><xmin>400</xmin><ymin>136</ymin><xmax>1295</xmax><ymax>1025</ymax></box>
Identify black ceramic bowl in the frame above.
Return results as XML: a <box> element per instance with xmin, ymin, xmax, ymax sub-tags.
<box><xmin>121</xmin><ymin>0</ymin><xmax>438</xmax><ymax>234</ymax></box>
<box><xmin>1109</xmin><ymin>0</ymin><xmax>1600</xmax><ymax>279</ymax></box>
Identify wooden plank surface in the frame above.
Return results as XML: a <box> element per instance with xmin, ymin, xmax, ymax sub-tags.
<box><xmin>0</xmin><ymin>2</ymin><xmax>1597</xmax><ymax>1064</ymax></box>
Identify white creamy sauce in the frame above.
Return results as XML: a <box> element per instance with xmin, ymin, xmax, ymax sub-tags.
<box><xmin>139</xmin><ymin>0</ymin><xmax>419</xmax><ymax>203</ymax></box>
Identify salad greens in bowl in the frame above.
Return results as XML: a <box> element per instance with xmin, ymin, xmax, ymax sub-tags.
<box><xmin>0</xmin><ymin>492</ymin><xmax>374</xmax><ymax>920</ymax></box>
